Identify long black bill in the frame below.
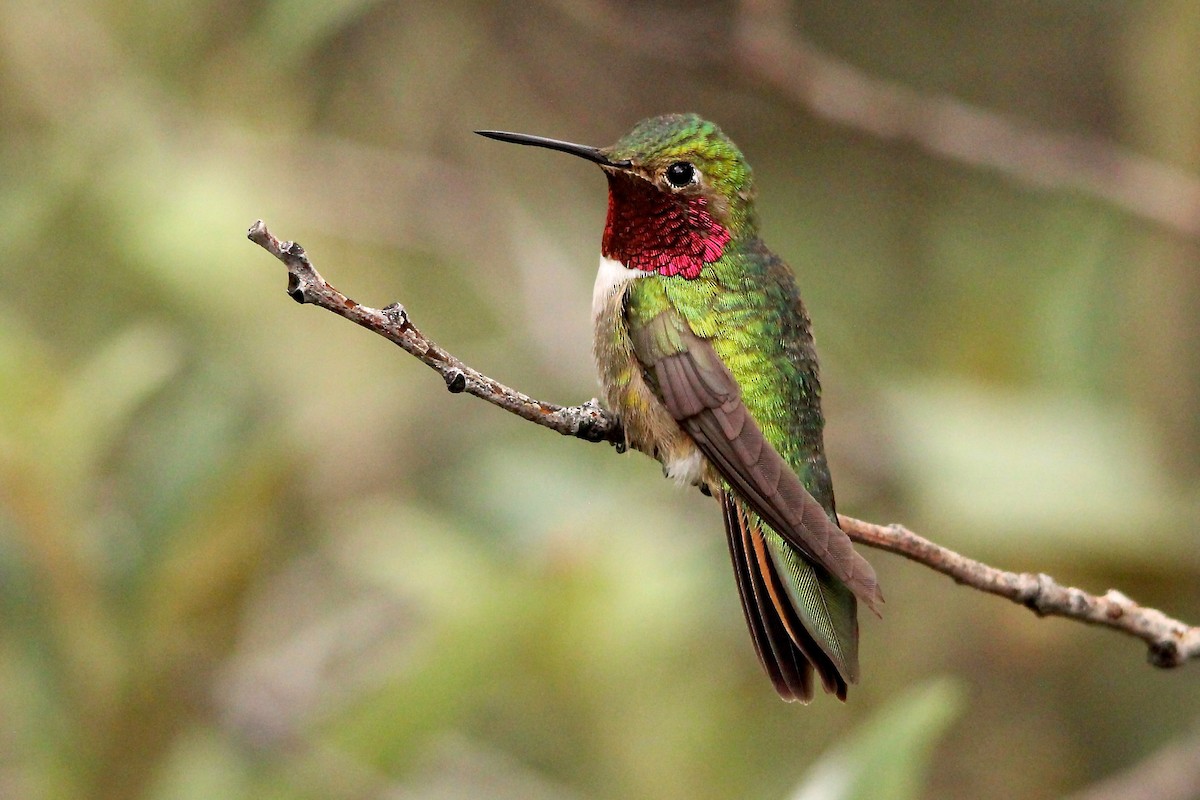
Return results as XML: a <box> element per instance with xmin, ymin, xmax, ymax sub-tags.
<box><xmin>475</xmin><ymin>130</ymin><xmax>632</xmax><ymax>169</ymax></box>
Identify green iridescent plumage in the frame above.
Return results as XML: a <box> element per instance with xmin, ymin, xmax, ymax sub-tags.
<box><xmin>623</xmin><ymin>241</ymin><xmax>865</xmax><ymax>697</ymax></box>
<box><xmin>477</xmin><ymin>114</ymin><xmax>880</xmax><ymax>702</ymax></box>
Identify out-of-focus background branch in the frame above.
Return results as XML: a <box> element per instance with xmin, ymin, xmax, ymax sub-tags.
<box><xmin>2</xmin><ymin>2</ymin><xmax>1198</xmax><ymax>800</ymax></box>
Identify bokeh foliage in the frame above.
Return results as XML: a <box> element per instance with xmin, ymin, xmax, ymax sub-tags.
<box><xmin>1</xmin><ymin>1</ymin><xmax>1198</xmax><ymax>798</ymax></box>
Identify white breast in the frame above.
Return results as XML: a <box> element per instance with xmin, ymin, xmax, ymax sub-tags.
<box><xmin>592</xmin><ymin>255</ymin><xmax>644</xmax><ymax>318</ymax></box>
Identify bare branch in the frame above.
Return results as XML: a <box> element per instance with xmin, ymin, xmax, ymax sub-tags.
<box><xmin>837</xmin><ymin>517</ymin><xmax>1200</xmax><ymax>669</ymax></box>
<box><xmin>732</xmin><ymin>0</ymin><xmax>1200</xmax><ymax>239</ymax></box>
<box><xmin>540</xmin><ymin>0</ymin><xmax>1200</xmax><ymax>238</ymax></box>
<box><xmin>248</xmin><ymin>220</ymin><xmax>1199</xmax><ymax>670</ymax></box>
<box><xmin>246</xmin><ymin>220</ymin><xmax>622</xmax><ymax>447</ymax></box>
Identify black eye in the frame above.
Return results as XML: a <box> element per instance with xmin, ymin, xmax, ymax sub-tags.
<box><xmin>664</xmin><ymin>161</ymin><xmax>696</xmax><ymax>188</ymax></box>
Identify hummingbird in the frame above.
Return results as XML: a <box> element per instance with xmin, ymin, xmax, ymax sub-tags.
<box><xmin>477</xmin><ymin>114</ymin><xmax>881</xmax><ymax>702</ymax></box>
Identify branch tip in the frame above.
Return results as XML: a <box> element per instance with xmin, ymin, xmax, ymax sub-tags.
<box><xmin>1149</xmin><ymin>640</ymin><xmax>1181</xmax><ymax>669</ymax></box>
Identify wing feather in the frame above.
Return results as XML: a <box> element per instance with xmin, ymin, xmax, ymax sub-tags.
<box><xmin>720</xmin><ymin>490</ymin><xmax>815</xmax><ymax>702</ymax></box>
<box><xmin>631</xmin><ymin>314</ymin><xmax>882</xmax><ymax>611</ymax></box>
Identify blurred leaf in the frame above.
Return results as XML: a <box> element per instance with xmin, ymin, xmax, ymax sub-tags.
<box><xmin>886</xmin><ymin>380</ymin><xmax>1193</xmax><ymax>566</ymax></box>
<box><xmin>52</xmin><ymin>324</ymin><xmax>181</xmax><ymax>477</ymax></box>
<box><xmin>790</xmin><ymin>678</ymin><xmax>965</xmax><ymax>800</ymax></box>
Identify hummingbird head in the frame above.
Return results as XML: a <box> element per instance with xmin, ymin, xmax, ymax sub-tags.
<box><xmin>477</xmin><ymin>114</ymin><xmax>757</xmax><ymax>279</ymax></box>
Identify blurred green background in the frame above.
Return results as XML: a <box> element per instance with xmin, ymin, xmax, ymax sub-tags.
<box><xmin>2</xmin><ymin>1</ymin><xmax>1199</xmax><ymax>798</ymax></box>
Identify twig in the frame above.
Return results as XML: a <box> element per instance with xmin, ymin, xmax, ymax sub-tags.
<box><xmin>248</xmin><ymin>219</ymin><xmax>1200</xmax><ymax>670</ymax></box>
<box><xmin>837</xmin><ymin>517</ymin><xmax>1200</xmax><ymax>669</ymax></box>
<box><xmin>246</xmin><ymin>220</ymin><xmax>622</xmax><ymax>447</ymax></box>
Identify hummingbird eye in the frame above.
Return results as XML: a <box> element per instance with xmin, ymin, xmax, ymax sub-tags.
<box><xmin>664</xmin><ymin>161</ymin><xmax>697</xmax><ymax>189</ymax></box>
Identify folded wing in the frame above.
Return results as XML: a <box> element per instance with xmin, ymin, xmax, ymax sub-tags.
<box><xmin>630</xmin><ymin>311</ymin><xmax>882</xmax><ymax>612</ymax></box>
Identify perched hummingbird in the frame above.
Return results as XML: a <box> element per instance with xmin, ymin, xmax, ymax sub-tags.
<box><xmin>477</xmin><ymin>114</ymin><xmax>881</xmax><ymax>702</ymax></box>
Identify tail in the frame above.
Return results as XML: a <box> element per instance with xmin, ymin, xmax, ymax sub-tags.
<box><xmin>720</xmin><ymin>490</ymin><xmax>859</xmax><ymax>702</ymax></box>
